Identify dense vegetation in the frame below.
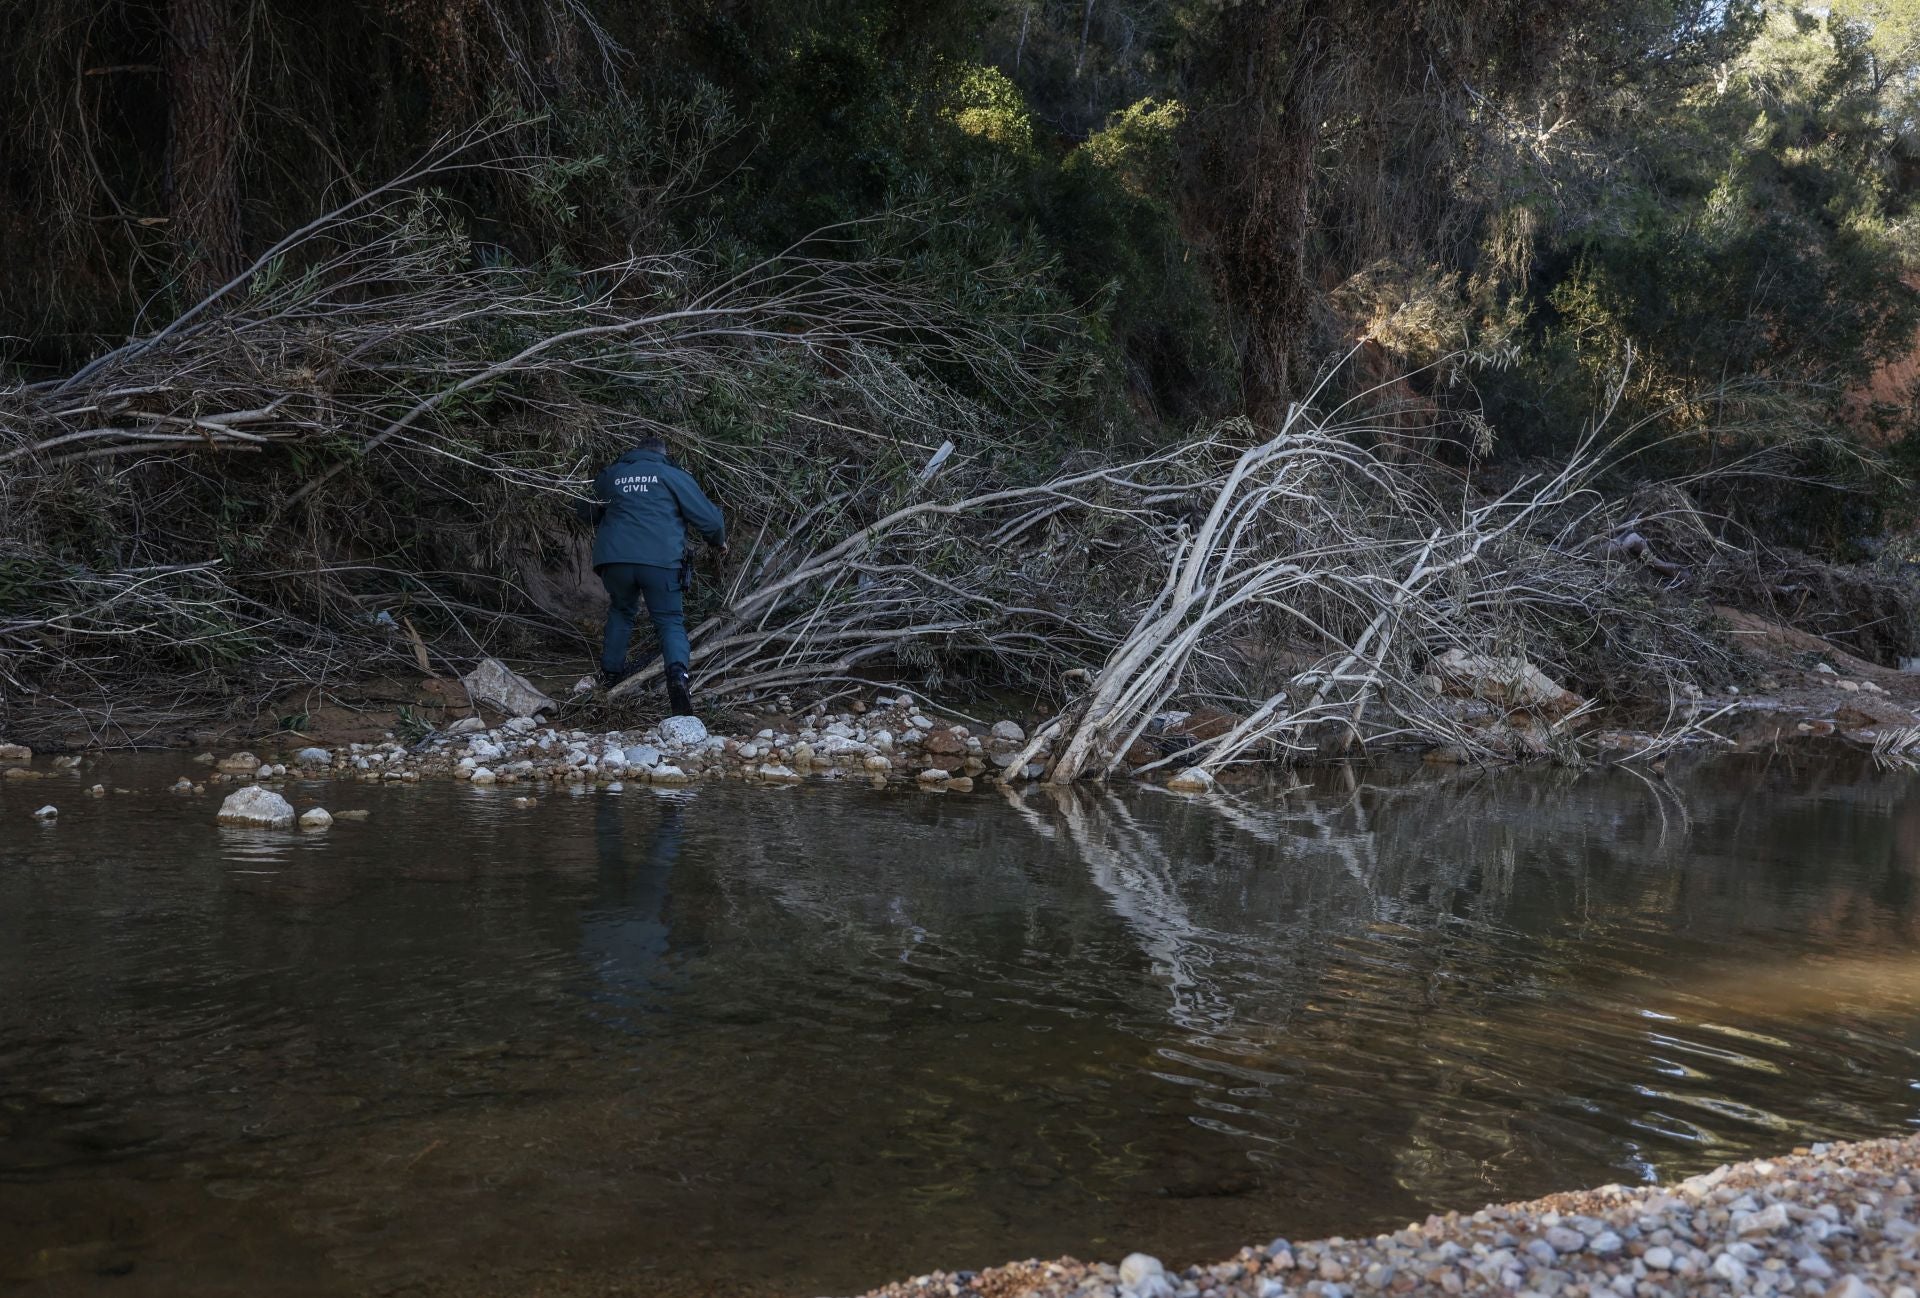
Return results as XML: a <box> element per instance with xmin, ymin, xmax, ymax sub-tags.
<box><xmin>4</xmin><ymin>0</ymin><xmax>1918</xmax><ymax>743</ymax></box>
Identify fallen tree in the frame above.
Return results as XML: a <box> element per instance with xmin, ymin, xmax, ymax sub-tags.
<box><xmin>0</xmin><ymin>136</ymin><xmax>1080</xmax><ymax>743</ymax></box>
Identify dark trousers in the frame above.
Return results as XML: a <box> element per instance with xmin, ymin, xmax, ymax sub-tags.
<box><xmin>598</xmin><ymin>563</ymin><xmax>688</xmax><ymax>674</ymax></box>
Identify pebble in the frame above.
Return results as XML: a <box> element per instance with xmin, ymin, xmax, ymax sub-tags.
<box><xmin>32</xmin><ymin>804</ymin><xmax>57</xmax><ymax>819</ymax></box>
<box><xmin>1545</xmin><ymin>1226</ymin><xmax>1586</xmax><ymax>1252</ymax></box>
<box><xmin>299</xmin><ymin>808</ymin><xmax>333</xmax><ymax>829</ymax></box>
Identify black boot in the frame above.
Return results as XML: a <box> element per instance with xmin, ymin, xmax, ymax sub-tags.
<box><xmin>599</xmin><ymin>663</ymin><xmax>634</xmax><ymax>690</ymax></box>
<box><xmin>665</xmin><ymin>664</ymin><xmax>694</xmax><ymax>716</ymax></box>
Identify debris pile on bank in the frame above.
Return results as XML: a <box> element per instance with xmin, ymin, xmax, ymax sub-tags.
<box><xmin>855</xmin><ymin>1135</ymin><xmax>1920</xmax><ymax>1298</ymax></box>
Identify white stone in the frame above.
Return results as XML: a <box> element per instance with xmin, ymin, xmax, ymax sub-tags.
<box><xmin>869</xmin><ymin>729</ymin><xmax>894</xmax><ymax>753</ymax></box>
<box><xmin>649</xmin><ymin>765</ymin><xmax>690</xmax><ymax>784</ymax></box>
<box><xmin>469</xmin><ymin>768</ymin><xmax>497</xmax><ymax>785</ymax></box>
<box><xmin>1795</xmin><ymin>1254</ymin><xmax>1835</xmax><ymax>1279</ymax></box>
<box><xmin>294</xmin><ymin>747</ymin><xmax>332</xmax><ymax>765</ymax></box>
<box><xmin>32</xmin><ymin>805</ymin><xmax>56</xmax><ymax>819</ymax></box>
<box><xmin>1827</xmin><ymin>1278</ymin><xmax>1877</xmax><ymax>1298</ymax></box>
<box><xmin>446</xmin><ymin>716</ymin><xmax>487</xmax><ymax>735</ymax></box>
<box><xmin>917</xmin><ymin>768</ymin><xmax>951</xmax><ymax>783</ymax></box>
<box><xmin>1167</xmin><ymin>766</ymin><xmax>1214</xmax><ymax>793</ymax></box>
<box><xmin>216</xmin><ymin>751</ymin><xmax>261</xmax><ymax>773</ymax></box>
<box><xmin>1432</xmin><ymin>647</ymin><xmax>1583</xmax><ymax>713</ymax></box>
<box><xmin>217</xmin><ymin>786</ymin><xmax>296</xmax><ymax>828</ymax></box>
<box><xmin>501</xmin><ymin>716</ymin><xmax>538</xmax><ymax>735</ymax></box>
<box><xmin>1643</xmin><ymin>1246</ymin><xmax>1674</xmax><ymax>1270</ymax></box>
<box><xmin>604</xmin><ymin>781</ymin><xmax>624</xmax><ymax>792</ymax></box>
<box><xmin>1709</xmin><ymin>1253</ymin><xmax>1748</xmax><ymax>1286</ymax></box>
<box><xmin>990</xmin><ymin>720</ymin><xmax>1026</xmax><ymax>743</ymax></box>
<box><xmin>0</xmin><ymin>743</ymin><xmax>31</xmax><ymax>761</ymax></box>
<box><xmin>909</xmin><ymin>714</ymin><xmax>933</xmax><ymax>730</ymax></box>
<box><xmin>467</xmin><ymin>739</ymin><xmax>505</xmax><ymax>762</ymax></box>
<box><xmin>1815</xmin><ymin>661</ymin><xmax>1837</xmax><ymax>674</ymax></box>
<box><xmin>462</xmin><ymin>657</ymin><xmax>557</xmax><ymax>719</ymax></box>
<box><xmin>658</xmin><ymin>715</ymin><xmax>707</xmax><ymax>747</ymax></box>
<box><xmin>1588</xmin><ymin>1230</ymin><xmax>1622</xmax><ymax>1255</ymax></box>
<box><xmin>757</xmin><ymin>764</ymin><xmax>801</xmax><ymax>782</ymax></box>
<box><xmin>864</xmin><ymin>754</ymin><xmax>892</xmax><ymax>772</ymax></box>
<box><xmin>1733</xmin><ymin>1203</ymin><xmax>1789</xmax><ymax>1235</ymax></box>
<box><xmin>1838</xmin><ymin>680</ymin><xmax>1861</xmax><ymax>692</ymax></box>
<box><xmin>299</xmin><ymin>808</ymin><xmax>333</xmax><ymax>829</ymax></box>
<box><xmin>254</xmin><ymin>764</ymin><xmax>274</xmax><ymax>779</ymax></box>
<box><xmin>623</xmin><ymin>744</ymin><xmax>663</xmax><ymax>768</ymax></box>
<box><xmin>1119</xmin><ymin>1253</ymin><xmax>1173</xmax><ymax>1298</ymax></box>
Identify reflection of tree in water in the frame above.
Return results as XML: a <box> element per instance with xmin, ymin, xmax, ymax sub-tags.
<box><xmin>984</xmin><ymin>761</ymin><xmax>1920</xmax><ymax>1202</ymax></box>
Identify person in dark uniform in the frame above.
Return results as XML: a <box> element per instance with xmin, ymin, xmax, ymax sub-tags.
<box><xmin>575</xmin><ymin>437</ymin><xmax>726</xmax><ymax>714</ymax></box>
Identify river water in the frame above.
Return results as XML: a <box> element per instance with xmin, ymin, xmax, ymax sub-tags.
<box><xmin>2</xmin><ymin>756</ymin><xmax>1917</xmax><ymax>1296</ymax></box>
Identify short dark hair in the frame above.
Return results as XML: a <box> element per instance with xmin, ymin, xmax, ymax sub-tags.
<box><xmin>636</xmin><ymin>434</ymin><xmax>667</xmax><ymax>453</ymax></box>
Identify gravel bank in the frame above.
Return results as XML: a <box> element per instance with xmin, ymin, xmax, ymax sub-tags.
<box><xmin>857</xmin><ymin>1135</ymin><xmax>1920</xmax><ymax>1298</ymax></box>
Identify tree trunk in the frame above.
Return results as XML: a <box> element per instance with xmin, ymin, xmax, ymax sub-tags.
<box><xmin>164</xmin><ymin>0</ymin><xmax>243</xmax><ymax>298</ymax></box>
<box><xmin>1185</xmin><ymin>9</ymin><xmax>1324</xmax><ymax>429</ymax></box>
<box><xmin>1231</xmin><ymin>96</ymin><xmax>1318</xmax><ymax>427</ymax></box>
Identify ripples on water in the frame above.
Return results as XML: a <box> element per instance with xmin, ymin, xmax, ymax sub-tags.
<box><xmin>1</xmin><ymin>757</ymin><xmax>1917</xmax><ymax>1296</ymax></box>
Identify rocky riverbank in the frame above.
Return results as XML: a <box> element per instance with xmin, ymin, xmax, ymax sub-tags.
<box><xmin>8</xmin><ymin>598</ymin><xmax>1920</xmax><ymax>806</ymax></box>
<box><xmin>0</xmin><ymin>693</ymin><xmax>1051</xmax><ymax>816</ymax></box>
<box><xmin>858</xmin><ymin>1135</ymin><xmax>1920</xmax><ymax>1298</ymax></box>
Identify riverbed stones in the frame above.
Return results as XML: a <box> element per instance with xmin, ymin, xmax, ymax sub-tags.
<box><xmin>990</xmin><ymin>719</ymin><xmax>1026</xmax><ymax>744</ymax></box>
<box><xmin>756</xmin><ymin>763</ymin><xmax>801</xmax><ymax>782</ymax></box>
<box><xmin>622</xmin><ymin>743</ymin><xmax>662</xmax><ymax>769</ymax></box>
<box><xmin>216</xmin><ymin>751</ymin><xmax>261</xmax><ymax>773</ymax></box>
<box><xmin>649</xmin><ymin>764</ymin><xmax>690</xmax><ymax>784</ymax></box>
<box><xmin>32</xmin><ymin>805</ymin><xmax>56</xmax><ymax>819</ymax></box>
<box><xmin>216</xmin><ymin>786</ymin><xmax>295</xmax><ymax>828</ymax></box>
<box><xmin>0</xmin><ymin>743</ymin><xmax>30</xmax><ymax>761</ymax></box>
<box><xmin>1166</xmin><ymin>766</ymin><xmax>1215</xmax><ymax>793</ymax></box>
<box><xmin>293</xmin><ymin>747</ymin><xmax>332</xmax><ymax>766</ymax></box>
<box><xmin>858</xmin><ymin>1134</ymin><xmax>1920</xmax><ymax>1298</ymax></box>
<box><xmin>299</xmin><ymin>808</ymin><xmax>333</xmax><ymax>830</ymax></box>
<box><xmin>469</xmin><ymin>767</ymin><xmax>497</xmax><ymax>785</ymax></box>
<box><xmin>658</xmin><ymin>715</ymin><xmax>707</xmax><ymax>746</ymax></box>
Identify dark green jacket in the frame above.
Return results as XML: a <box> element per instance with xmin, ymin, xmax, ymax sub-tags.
<box><xmin>577</xmin><ymin>448</ymin><xmax>725</xmax><ymax>569</ymax></box>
